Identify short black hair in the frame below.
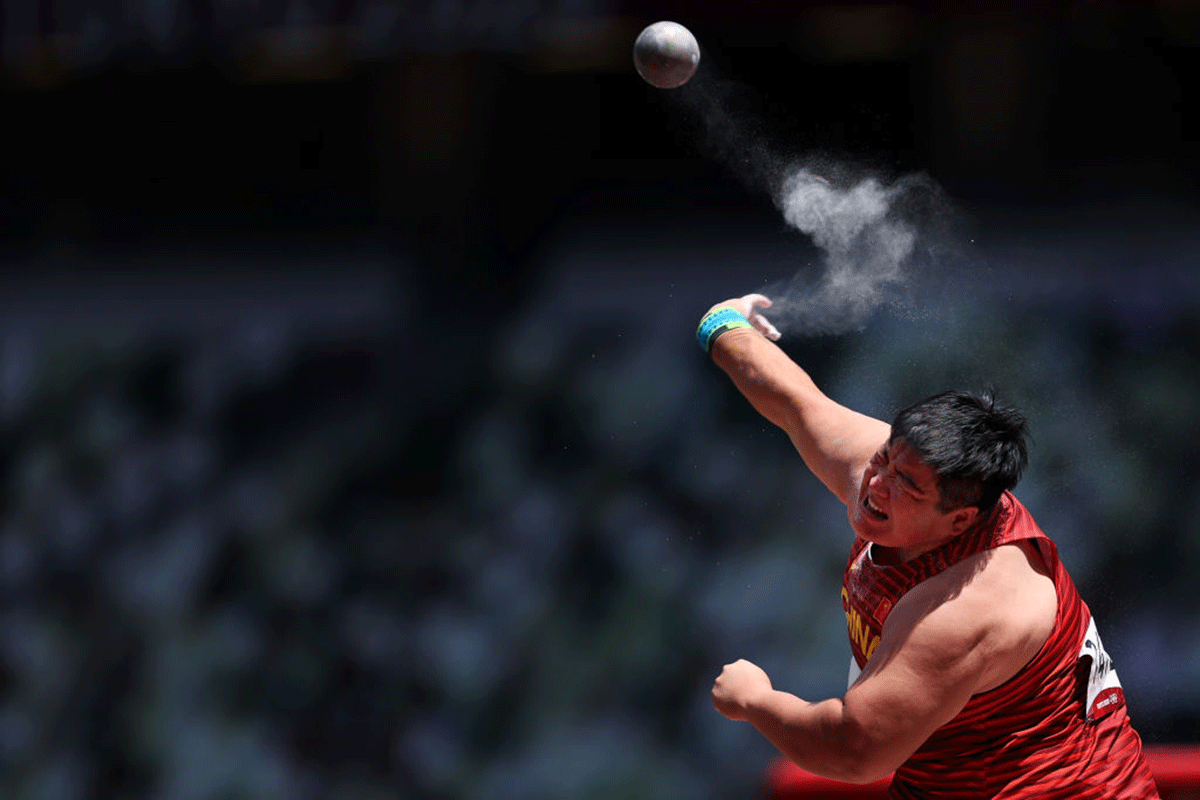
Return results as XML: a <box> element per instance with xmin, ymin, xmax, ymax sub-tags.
<box><xmin>889</xmin><ymin>390</ymin><xmax>1030</xmax><ymax>512</ymax></box>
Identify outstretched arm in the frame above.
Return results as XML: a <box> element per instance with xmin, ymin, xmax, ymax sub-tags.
<box><xmin>703</xmin><ymin>295</ymin><xmax>890</xmax><ymax>505</ymax></box>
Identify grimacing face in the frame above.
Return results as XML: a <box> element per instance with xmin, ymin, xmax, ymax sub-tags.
<box><xmin>848</xmin><ymin>437</ymin><xmax>977</xmax><ymax>560</ymax></box>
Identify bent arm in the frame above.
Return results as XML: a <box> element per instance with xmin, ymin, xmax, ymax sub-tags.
<box><xmin>710</xmin><ymin>324</ymin><xmax>890</xmax><ymax>505</ymax></box>
<box><xmin>727</xmin><ymin>548</ymin><xmax>1051</xmax><ymax>783</ymax></box>
<box><xmin>739</xmin><ymin>692</ymin><xmax>882</xmax><ymax>783</ymax></box>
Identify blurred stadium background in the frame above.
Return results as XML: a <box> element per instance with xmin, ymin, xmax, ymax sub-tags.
<box><xmin>2</xmin><ymin>1</ymin><xmax>1199</xmax><ymax>798</ymax></box>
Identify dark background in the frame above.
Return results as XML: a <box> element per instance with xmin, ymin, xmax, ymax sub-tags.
<box><xmin>2</xmin><ymin>1</ymin><xmax>1199</xmax><ymax>798</ymax></box>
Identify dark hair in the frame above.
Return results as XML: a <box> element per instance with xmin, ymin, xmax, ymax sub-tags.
<box><xmin>889</xmin><ymin>390</ymin><xmax>1030</xmax><ymax>512</ymax></box>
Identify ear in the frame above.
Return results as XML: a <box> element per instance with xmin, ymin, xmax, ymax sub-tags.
<box><xmin>948</xmin><ymin>505</ymin><xmax>980</xmax><ymax>535</ymax></box>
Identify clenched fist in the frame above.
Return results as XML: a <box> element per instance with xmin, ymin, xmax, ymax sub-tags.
<box><xmin>712</xmin><ymin>658</ymin><xmax>773</xmax><ymax>721</ymax></box>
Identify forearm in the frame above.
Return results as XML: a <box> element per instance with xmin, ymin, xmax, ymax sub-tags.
<box><xmin>710</xmin><ymin>327</ymin><xmax>888</xmax><ymax>503</ymax></box>
<box><xmin>710</xmin><ymin>327</ymin><xmax>822</xmax><ymax>433</ymax></box>
<box><xmin>742</xmin><ymin>691</ymin><xmax>884</xmax><ymax>784</ymax></box>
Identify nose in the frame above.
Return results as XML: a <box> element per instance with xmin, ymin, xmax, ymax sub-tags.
<box><xmin>867</xmin><ymin>470</ymin><xmax>889</xmax><ymax>498</ymax></box>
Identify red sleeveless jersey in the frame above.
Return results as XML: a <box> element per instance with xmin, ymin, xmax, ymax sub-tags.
<box><xmin>841</xmin><ymin>491</ymin><xmax>1159</xmax><ymax>799</ymax></box>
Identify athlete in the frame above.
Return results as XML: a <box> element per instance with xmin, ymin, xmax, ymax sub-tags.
<box><xmin>701</xmin><ymin>294</ymin><xmax>1159</xmax><ymax>798</ymax></box>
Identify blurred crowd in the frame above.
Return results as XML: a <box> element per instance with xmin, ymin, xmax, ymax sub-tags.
<box><xmin>1</xmin><ymin>266</ymin><xmax>411</xmax><ymax>799</ymax></box>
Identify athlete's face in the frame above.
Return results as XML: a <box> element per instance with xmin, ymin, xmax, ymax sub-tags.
<box><xmin>849</xmin><ymin>437</ymin><xmax>978</xmax><ymax>561</ymax></box>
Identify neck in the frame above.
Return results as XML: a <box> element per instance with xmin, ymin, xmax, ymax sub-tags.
<box><xmin>873</xmin><ymin>502</ymin><xmax>998</xmax><ymax>565</ymax></box>
<box><xmin>872</xmin><ymin>534</ymin><xmax>956</xmax><ymax>565</ymax></box>
<box><xmin>872</xmin><ymin>543</ymin><xmax>927</xmax><ymax>566</ymax></box>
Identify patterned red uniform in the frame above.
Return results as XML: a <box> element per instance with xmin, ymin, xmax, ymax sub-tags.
<box><xmin>842</xmin><ymin>491</ymin><xmax>1159</xmax><ymax>799</ymax></box>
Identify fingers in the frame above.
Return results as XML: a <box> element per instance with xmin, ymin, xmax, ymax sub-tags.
<box><xmin>707</xmin><ymin>294</ymin><xmax>771</xmax><ymax>317</ymax></box>
<box><xmin>743</xmin><ymin>293</ymin><xmax>773</xmax><ymax>309</ymax></box>
<box><xmin>752</xmin><ymin>313</ymin><xmax>781</xmax><ymax>341</ymax></box>
<box><xmin>711</xmin><ymin>667</ymin><xmax>741</xmax><ymax>720</ymax></box>
<box><xmin>739</xmin><ymin>295</ymin><xmax>780</xmax><ymax>341</ymax></box>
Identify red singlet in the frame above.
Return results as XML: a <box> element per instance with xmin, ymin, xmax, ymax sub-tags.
<box><xmin>841</xmin><ymin>491</ymin><xmax>1159</xmax><ymax>799</ymax></box>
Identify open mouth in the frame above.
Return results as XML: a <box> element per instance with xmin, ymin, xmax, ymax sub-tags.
<box><xmin>863</xmin><ymin>496</ymin><xmax>888</xmax><ymax>521</ymax></box>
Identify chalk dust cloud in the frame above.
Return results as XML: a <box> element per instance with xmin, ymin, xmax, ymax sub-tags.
<box><xmin>668</xmin><ymin>63</ymin><xmax>967</xmax><ymax>337</ymax></box>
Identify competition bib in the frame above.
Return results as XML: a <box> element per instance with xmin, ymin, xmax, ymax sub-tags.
<box><xmin>1078</xmin><ymin>615</ymin><xmax>1124</xmax><ymax>721</ymax></box>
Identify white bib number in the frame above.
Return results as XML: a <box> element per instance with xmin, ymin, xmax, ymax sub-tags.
<box><xmin>1078</xmin><ymin>616</ymin><xmax>1124</xmax><ymax>721</ymax></box>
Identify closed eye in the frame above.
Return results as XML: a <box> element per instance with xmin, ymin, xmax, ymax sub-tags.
<box><xmin>895</xmin><ymin>470</ymin><xmax>925</xmax><ymax>497</ymax></box>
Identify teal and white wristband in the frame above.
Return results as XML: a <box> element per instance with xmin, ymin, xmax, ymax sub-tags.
<box><xmin>696</xmin><ymin>306</ymin><xmax>752</xmax><ymax>353</ymax></box>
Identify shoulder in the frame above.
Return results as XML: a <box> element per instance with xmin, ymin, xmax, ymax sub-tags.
<box><xmin>895</xmin><ymin>540</ymin><xmax>1057</xmax><ymax>693</ymax></box>
<box><xmin>839</xmin><ymin>541</ymin><xmax>1058</xmax><ymax>773</ymax></box>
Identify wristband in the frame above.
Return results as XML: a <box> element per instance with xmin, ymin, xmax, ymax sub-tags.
<box><xmin>696</xmin><ymin>306</ymin><xmax>752</xmax><ymax>353</ymax></box>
